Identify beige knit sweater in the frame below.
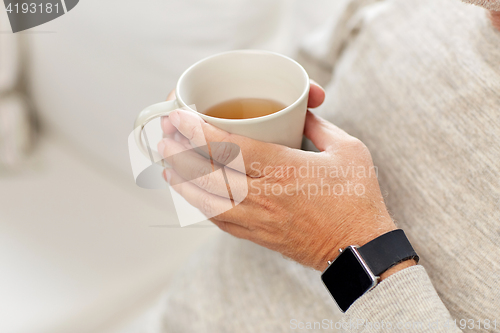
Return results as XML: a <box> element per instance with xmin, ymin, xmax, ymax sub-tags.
<box><xmin>303</xmin><ymin>0</ymin><xmax>500</xmax><ymax>331</ymax></box>
<box><xmin>160</xmin><ymin>0</ymin><xmax>500</xmax><ymax>332</ymax></box>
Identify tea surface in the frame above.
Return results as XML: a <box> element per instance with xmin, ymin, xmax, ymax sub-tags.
<box><xmin>204</xmin><ymin>98</ymin><xmax>286</xmax><ymax>119</ymax></box>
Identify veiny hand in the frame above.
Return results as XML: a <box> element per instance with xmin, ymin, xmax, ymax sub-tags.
<box><xmin>158</xmin><ymin>82</ymin><xmax>406</xmax><ymax>273</ymax></box>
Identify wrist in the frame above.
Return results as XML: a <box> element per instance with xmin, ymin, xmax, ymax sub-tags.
<box><xmin>320</xmin><ymin>228</ymin><xmax>419</xmax><ymax>312</ymax></box>
<box><xmin>318</xmin><ymin>214</ymin><xmax>396</xmax><ymax>271</ymax></box>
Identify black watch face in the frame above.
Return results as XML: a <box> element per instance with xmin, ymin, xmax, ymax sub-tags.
<box><xmin>321</xmin><ymin>246</ymin><xmax>377</xmax><ymax>312</ymax></box>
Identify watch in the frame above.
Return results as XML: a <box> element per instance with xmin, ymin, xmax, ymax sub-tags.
<box><xmin>321</xmin><ymin>229</ymin><xmax>419</xmax><ymax>313</ymax></box>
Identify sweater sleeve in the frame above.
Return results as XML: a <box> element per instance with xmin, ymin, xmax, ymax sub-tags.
<box><xmin>340</xmin><ymin>265</ymin><xmax>462</xmax><ymax>332</ymax></box>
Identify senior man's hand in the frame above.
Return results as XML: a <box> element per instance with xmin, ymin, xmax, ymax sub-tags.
<box><xmin>158</xmin><ymin>82</ymin><xmax>411</xmax><ymax>274</ymax></box>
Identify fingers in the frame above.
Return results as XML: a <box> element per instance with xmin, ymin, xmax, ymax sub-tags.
<box><xmin>166</xmin><ymin>89</ymin><xmax>176</xmax><ymax>101</ymax></box>
<box><xmin>161</xmin><ymin>89</ymin><xmax>178</xmax><ymax>136</ymax></box>
<box><xmin>308</xmin><ymin>80</ymin><xmax>326</xmax><ymax>109</ymax></box>
<box><xmin>172</xmin><ymin>131</ymin><xmax>193</xmax><ymax>150</ymax></box>
<box><xmin>165</xmin><ymin>110</ymin><xmax>283</xmax><ymax>177</ymax></box>
<box><xmin>303</xmin><ymin>110</ymin><xmax>352</xmax><ymax>152</ymax></box>
<box><xmin>161</xmin><ymin>117</ymin><xmax>178</xmax><ymax>137</ymax></box>
<box><xmin>158</xmin><ymin>137</ymin><xmax>249</xmax><ymax>202</ymax></box>
<box><xmin>165</xmin><ymin>168</ymin><xmax>250</xmax><ymax>228</ymax></box>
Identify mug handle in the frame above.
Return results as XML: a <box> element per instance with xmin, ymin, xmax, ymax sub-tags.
<box><xmin>134</xmin><ymin>99</ymin><xmax>180</xmax><ymax>162</ymax></box>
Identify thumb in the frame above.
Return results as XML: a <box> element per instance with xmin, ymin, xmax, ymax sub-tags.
<box><xmin>303</xmin><ymin>111</ymin><xmax>352</xmax><ymax>152</ymax></box>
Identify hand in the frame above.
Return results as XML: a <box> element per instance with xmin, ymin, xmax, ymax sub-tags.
<box><xmin>158</xmin><ymin>82</ymin><xmax>403</xmax><ymax>272</ymax></box>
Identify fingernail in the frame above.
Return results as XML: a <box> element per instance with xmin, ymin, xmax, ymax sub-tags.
<box><xmin>157</xmin><ymin>139</ymin><xmax>167</xmax><ymax>157</ymax></box>
<box><xmin>163</xmin><ymin>169</ymin><xmax>171</xmax><ymax>183</ymax></box>
<box><xmin>169</xmin><ymin>111</ymin><xmax>180</xmax><ymax>128</ymax></box>
<box><xmin>163</xmin><ymin>169</ymin><xmax>172</xmax><ymax>183</ymax></box>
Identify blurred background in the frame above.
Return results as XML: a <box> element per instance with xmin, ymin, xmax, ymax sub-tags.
<box><xmin>0</xmin><ymin>1</ymin><xmax>336</xmax><ymax>332</ymax></box>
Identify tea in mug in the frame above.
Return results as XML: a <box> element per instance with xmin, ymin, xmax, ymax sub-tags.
<box><xmin>204</xmin><ymin>98</ymin><xmax>286</xmax><ymax>120</ymax></box>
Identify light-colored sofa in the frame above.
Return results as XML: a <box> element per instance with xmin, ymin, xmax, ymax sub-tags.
<box><xmin>0</xmin><ymin>1</ymin><xmax>335</xmax><ymax>332</ymax></box>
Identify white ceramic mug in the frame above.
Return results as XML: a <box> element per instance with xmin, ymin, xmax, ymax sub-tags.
<box><xmin>134</xmin><ymin>50</ymin><xmax>310</xmax><ymax>161</ymax></box>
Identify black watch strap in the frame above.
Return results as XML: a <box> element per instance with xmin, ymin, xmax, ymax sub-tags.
<box><xmin>357</xmin><ymin>229</ymin><xmax>419</xmax><ymax>276</ymax></box>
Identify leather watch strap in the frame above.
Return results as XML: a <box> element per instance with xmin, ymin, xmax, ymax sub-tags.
<box><xmin>357</xmin><ymin>229</ymin><xmax>419</xmax><ymax>277</ymax></box>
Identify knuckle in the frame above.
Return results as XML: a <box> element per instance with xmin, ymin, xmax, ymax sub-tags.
<box><xmin>345</xmin><ymin>137</ymin><xmax>370</xmax><ymax>156</ymax></box>
<box><xmin>186</xmin><ymin>122</ymin><xmax>204</xmax><ymax>142</ymax></box>
<box><xmin>211</xmin><ymin>140</ymin><xmax>237</xmax><ymax>165</ymax></box>
<box><xmin>200</xmin><ymin>193</ymin><xmax>215</xmax><ymax>216</ymax></box>
<box><xmin>200</xmin><ymin>173</ymin><xmax>219</xmax><ymax>195</ymax></box>
<box><xmin>196</xmin><ymin>174</ymin><xmax>210</xmax><ymax>192</ymax></box>
<box><xmin>273</xmin><ymin>164</ymin><xmax>298</xmax><ymax>185</ymax></box>
<box><xmin>195</xmin><ymin>165</ymin><xmax>213</xmax><ymax>183</ymax></box>
<box><xmin>256</xmin><ymin>195</ymin><xmax>279</xmax><ymax>214</ymax></box>
<box><xmin>349</xmin><ymin>137</ymin><xmax>366</xmax><ymax>149</ymax></box>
